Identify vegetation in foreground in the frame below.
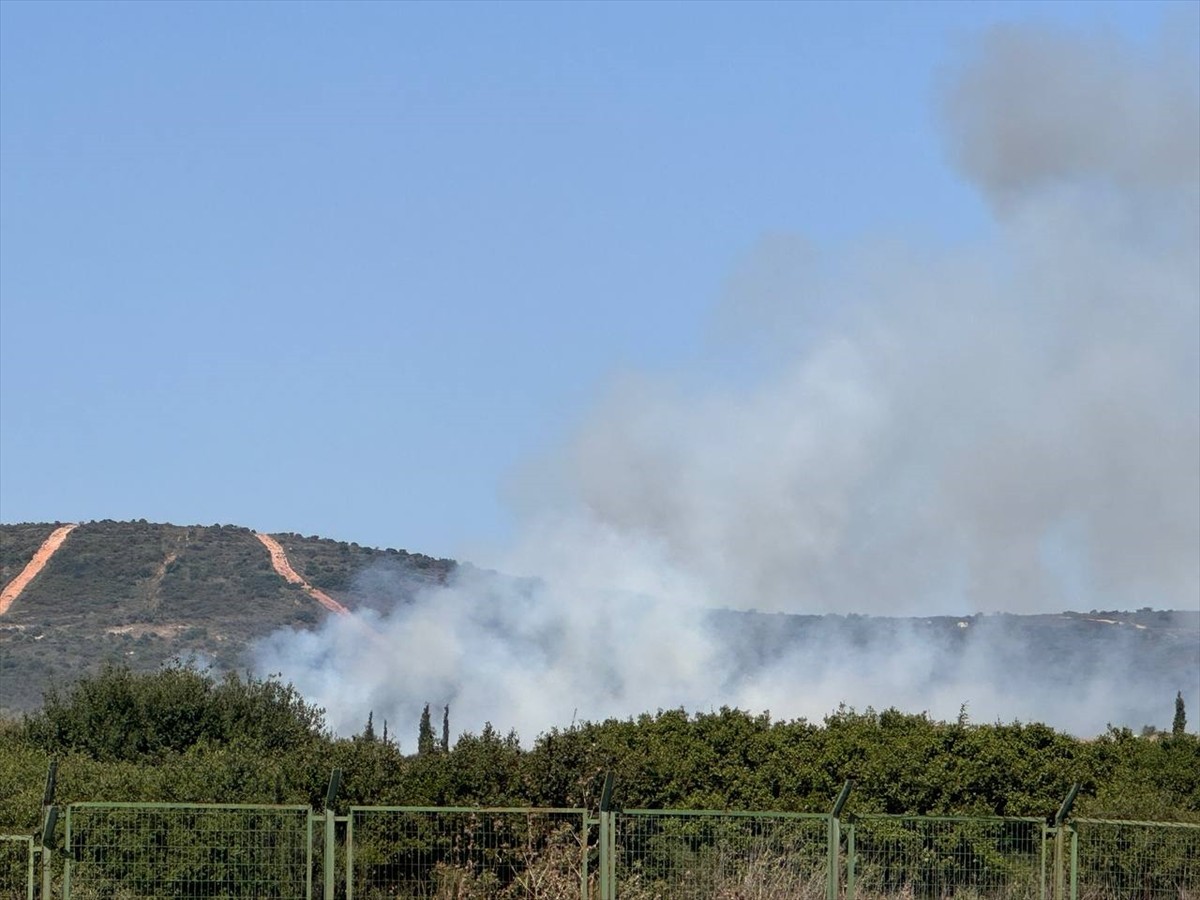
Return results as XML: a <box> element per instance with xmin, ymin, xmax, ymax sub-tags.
<box><xmin>1</xmin><ymin>664</ymin><xmax>1197</xmax><ymax>830</ymax></box>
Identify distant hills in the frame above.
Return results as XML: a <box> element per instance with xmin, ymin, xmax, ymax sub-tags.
<box><xmin>1</xmin><ymin>520</ymin><xmax>1197</xmax><ymax>726</ymax></box>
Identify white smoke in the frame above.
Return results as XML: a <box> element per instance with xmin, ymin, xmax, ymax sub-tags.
<box><xmin>254</xmin><ymin>23</ymin><xmax>1200</xmax><ymax>744</ymax></box>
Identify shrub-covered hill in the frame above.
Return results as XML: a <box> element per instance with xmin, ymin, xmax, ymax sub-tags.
<box><xmin>0</xmin><ymin>520</ymin><xmax>454</xmax><ymax>714</ymax></box>
<box><xmin>2</xmin><ymin>519</ymin><xmax>1197</xmax><ymax>731</ymax></box>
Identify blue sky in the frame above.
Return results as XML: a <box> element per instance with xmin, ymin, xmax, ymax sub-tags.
<box><xmin>0</xmin><ymin>0</ymin><xmax>1187</xmax><ymax>561</ymax></box>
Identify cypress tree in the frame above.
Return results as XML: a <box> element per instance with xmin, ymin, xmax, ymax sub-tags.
<box><xmin>442</xmin><ymin>705</ymin><xmax>450</xmax><ymax>752</ymax></box>
<box><xmin>1174</xmin><ymin>691</ymin><xmax>1187</xmax><ymax>736</ymax></box>
<box><xmin>418</xmin><ymin>703</ymin><xmax>435</xmax><ymax>755</ymax></box>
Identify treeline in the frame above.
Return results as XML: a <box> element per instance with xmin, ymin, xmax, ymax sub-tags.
<box><xmin>1</xmin><ymin>665</ymin><xmax>1197</xmax><ymax>829</ymax></box>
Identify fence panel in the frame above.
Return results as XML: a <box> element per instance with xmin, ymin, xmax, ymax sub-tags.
<box><xmin>847</xmin><ymin>815</ymin><xmax>1044</xmax><ymax>900</ymax></box>
<box><xmin>1072</xmin><ymin>818</ymin><xmax>1200</xmax><ymax>900</ymax></box>
<box><xmin>63</xmin><ymin>803</ymin><xmax>313</xmax><ymax>900</ymax></box>
<box><xmin>36</xmin><ymin>799</ymin><xmax>1200</xmax><ymax>900</ymax></box>
<box><xmin>0</xmin><ymin>836</ymin><xmax>34</xmax><ymax>900</ymax></box>
<box><xmin>347</xmin><ymin>807</ymin><xmax>589</xmax><ymax>900</ymax></box>
<box><xmin>614</xmin><ymin>810</ymin><xmax>831</xmax><ymax>900</ymax></box>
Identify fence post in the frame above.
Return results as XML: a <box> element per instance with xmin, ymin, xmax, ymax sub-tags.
<box><xmin>38</xmin><ymin>763</ymin><xmax>57</xmax><ymax>900</ymax></box>
<box><xmin>38</xmin><ymin>808</ymin><xmax>57</xmax><ymax>900</ymax></box>
<box><xmin>324</xmin><ymin>769</ymin><xmax>342</xmax><ymax>900</ymax></box>
<box><xmin>828</xmin><ymin>780</ymin><xmax>852</xmax><ymax>900</ymax></box>
<box><xmin>598</xmin><ymin>773</ymin><xmax>614</xmax><ymax>900</ymax></box>
<box><xmin>826</xmin><ymin>816</ymin><xmax>839</xmax><ymax>900</ymax></box>
<box><xmin>1051</xmin><ymin>783</ymin><xmax>1080</xmax><ymax>900</ymax></box>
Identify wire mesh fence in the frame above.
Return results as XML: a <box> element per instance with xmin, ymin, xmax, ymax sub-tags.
<box><xmin>62</xmin><ymin>803</ymin><xmax>312</xmax><ymax>900</ymax></box>
<box><xmin>43</xmin><ymin>802</ymin><xmax>1200</xmax><ymax>900</ymax></box>
<box><xmin>346</xmin><ymin>807</ymin><xmax>589</xmax><ymax>900</ymax></box>
<box><xmin>1071</xmin><ymin>818</ymin><xmax>1200</xmax><ymax>900</ymax></box>
<box><xmin>0</xmin><ymin>835</ymin><xmax>35</xmax><ymax>900</ymax></box>
<box><xmin>847</xmin><ymin>815</ymin><xmax>1044</xmax><ymax>900</ymax></box>
<box><xmin>613</xmin><ymin>810</ymin><xmax>832</xmax><ymax>900</ymax></box>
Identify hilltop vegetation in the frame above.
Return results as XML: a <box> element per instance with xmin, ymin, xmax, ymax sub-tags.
<box><xmin>272</xmin><ymin>531</ymin><xmax>453</xmax><ymax>599</ymax></box>
<box><xmin>0</xmin><ymin>520</ymin><xmax>454</xmax><ymax>714</ymax></box>
<box><xmin>0</xmin><ymin>522</ymin><xmax>60</xmax><ymax>584</ymax></box>
<box><xmin>1</xmin><ymin>666</ymin><xmax>1197</xmax><ymax>829</ymax></box>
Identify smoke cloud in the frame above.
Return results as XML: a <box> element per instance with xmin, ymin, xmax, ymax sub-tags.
<box><xmin>254</xmin><ymin>24</ymin><xmax>1200</xmax><ymax>744</ymax></box>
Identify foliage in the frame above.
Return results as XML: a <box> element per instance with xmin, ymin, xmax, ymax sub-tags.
<box><xmin>418</xmin><ymin>704</ymin><xmax>436</xmax><ymax>756</ymax></box>
<box><xmin>1</xmin><ymin>664</ymin><xmax>1198</xmax><ymax>830</ymax></box>
<box><xmin>0</xmin><ymin>671</ymin><xmax>1197</xmax><ymax>900</ymax></box>
<box><xmin>0</xmin><ymin>522</ymin><xmax>60</xmax><ymax>585</ymax></box>
<box><xmin>22</xmin><ymin>663</ymin><xmax>328</xmax><ymax>762</ymax></box>
<box><xmin>271</xmin><ymin>531</ymin><xmax>454</xmax><ymax>597</ymax></box>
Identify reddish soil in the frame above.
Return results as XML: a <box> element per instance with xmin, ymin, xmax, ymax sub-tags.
<box><xmin>0</xmin><ymin>523</ymin><xmax>77</xmax><ymax>616</ymax></box>
<box><xmin>255</xmin><ymin>533</ymin><xmax>350</xmax><ymax>616</ymax></box>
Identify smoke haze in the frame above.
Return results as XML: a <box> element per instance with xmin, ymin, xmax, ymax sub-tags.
<box><xmin>254</xmin><ymin>24</ymin><xmax>1200</xmax><ymax>745</ymax></box>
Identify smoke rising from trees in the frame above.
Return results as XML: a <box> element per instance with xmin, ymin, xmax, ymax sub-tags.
<box><xmin>254</xmin><ymin>23</ymin><xmax>1200</xmax><ymax>746</ymax></box>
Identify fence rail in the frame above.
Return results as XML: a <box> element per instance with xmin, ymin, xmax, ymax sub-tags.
<box><xmin>4</xmin><ymin>804</ymin><xmax>1198</xmax><ymax>899</ymax></box>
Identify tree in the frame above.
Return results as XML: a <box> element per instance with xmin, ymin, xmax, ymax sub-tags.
<box><xmin>442</xmin><ymin>705</ymin><xmax>450</xmax><ymax>752</ymax></box>
<box><xmin>24</xmin><ymin>664</ymin><xmax>328</xmax><ymax>761</ymax></box>
<box><xmin>1174</xmin><ymin>691</ymin><xmax>1187</xmax><ymax>736</ymax></box>
<box><xmin>362</xmin><ymin>711</ymin><xmax>376</xmax><ymax>742</ymax></box>
<box><xmin>418</xmin><ymin>703</ymin><xmax>435</xmax><ymax>755</ymax></box>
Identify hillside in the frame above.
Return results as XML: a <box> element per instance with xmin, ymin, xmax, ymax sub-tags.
<box><xmin>0</xmin><ymin>520</ymin><xmax>454</xmax><ymax>713</ymax></box>
<box><xmin>1</xmin><ymin>520</ymin><xmax>1197</xmax><ymax>728</ymax></box>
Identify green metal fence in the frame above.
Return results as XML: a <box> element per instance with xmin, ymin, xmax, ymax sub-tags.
<box><xmin>34</xmin><ymin>802</ymin><xmax>1200</xmax><ymax>899</ymax></box>
<box><xmin>846</xmin><ymin>815</ymin><xmax>1046</xmax><ymax>900</ymax></box>
<box><xmin>346</xmin><ymin>807</ymin><xmax>589</xmax><ymax>900</ymax></box>
<box><xmin>1070</xmin><ymin>818</ymin><xmax>1200</xmax><ymax>900</ymax></box>
<box><xmin>612</xmin><ymin>810</ymin><xmax>832</xmax><ymax>900</ymax></box>
<box><xmin>62</xmin><ymin>803</ymin><xmax>313</xmax><ymax>900</ymax></box>
<box><xmin>0</xmin><ymin>835</ymin><xmax>35</xmax><ymax>900</ymax></box>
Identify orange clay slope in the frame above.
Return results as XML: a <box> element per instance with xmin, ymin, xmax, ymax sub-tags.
<box><xmin>255</xmin><ymin>532</ymin><xmax>350</xmax><ymax>616</ymax></box>
<box><xmin>0</xmin><ymin>523</ymin><xmax>78</xmax><ymax>616</ymax></box>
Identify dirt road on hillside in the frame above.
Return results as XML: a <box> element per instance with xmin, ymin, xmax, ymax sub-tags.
<box><xmin>255</xmin><ymin>533</ymin><xmax>350</xmax><ymax>616</ymax></box>
<box><xmin>0</xmin><ymin>523</ymin><xmax>77</xmax><ymax>615</ymax></box>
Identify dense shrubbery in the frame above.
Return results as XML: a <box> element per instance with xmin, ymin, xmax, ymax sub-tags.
<box><xmin>1</xmin><ymin>665</ymin><xmax>1197</xmax><ymax>830</ymax></box>
<box><xmin>24</xmin><ymin>663</ymin><xmax>328</xmax><ymax>761</ymax></box>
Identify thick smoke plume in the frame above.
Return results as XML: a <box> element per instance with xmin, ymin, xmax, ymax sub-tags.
<box><xmin>255</xmin><ymin>24</ymin><xmax>1200</xmax><ymax>745</ymax></box>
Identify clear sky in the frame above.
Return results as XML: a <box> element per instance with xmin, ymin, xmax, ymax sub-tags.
<box><xmin>0</xmin><ymin>0</ymin><xmax>1188</xmax><ymax>562</ymax></box>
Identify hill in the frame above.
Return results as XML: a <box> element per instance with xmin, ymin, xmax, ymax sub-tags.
<box><xmin>0</xmin><ymin>519</ymin><xmax>454</xmax><ymax>713</ymax></box>
<box><xmin>1</xmin><ymin>520</ymin><xmax>1197</xmax><ymax>729</ymax></box>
